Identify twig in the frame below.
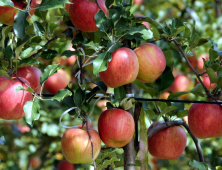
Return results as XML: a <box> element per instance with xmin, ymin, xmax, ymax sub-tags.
<box><xmin>147</xmin><ymin>120</ymin><xmax>204</xmax><ymax>162</ymax></box>
<box><xmin>172</xmin><ymin>39</ymin><xmax>218</xmax><ymax>102</ymax></box>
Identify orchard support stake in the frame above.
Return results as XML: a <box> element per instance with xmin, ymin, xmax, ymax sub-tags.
<box><xmin>147</xmin><ymin>120</ymin><xmax>204</xmax><ymax>162</ymax></box>
<box><xmin>123</xmin><ymin>84</ymin><xmax>136</xmax><ymax>170</ymax></box>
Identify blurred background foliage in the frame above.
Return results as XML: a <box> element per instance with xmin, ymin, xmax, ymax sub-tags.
<box><xmin>0</xmin><ymin>0</ymin><xmax>222</xmax><ymax>169</ymax></box>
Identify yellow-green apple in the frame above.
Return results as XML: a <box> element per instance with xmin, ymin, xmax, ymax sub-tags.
<box><xmin>98</xmin><ymin>108</ymin><xmax>135</xmax><ymax>148</ymax></box>
<box><xmin>0</xmin><ymin>76</ymin><xmax>33</xmax><ymax>120</ymax></box>
<box><xmin>159</xmin><ymin>91</ymin><xmax>170</xmax><ymax>99</ymax></box>
<box><xmin>61</xmin><ymin>127</ymin><xmax>101</xmax><ymax>164</ymax></box>
<box><xmin>14</xmin><ymin>66</ymin><xmax>42</xmax><ymax>94</ymax></box>
<box><xmin>188</xmin><ymin>103</ymin><xmax>222</xmax><ymax>139</ymax></box>
<box><xmin>69</xmin><ymin>0</ymin><xmax>108</xmax><ymax>32</ymax></box>
<box><xmin>0</xmin><ymin>0</ymin><xmax>36</xmax><ymax>25</ymax></box>
<box><xmin>99</xmin><ymin>47</ymin><xmax>139</xmax><ymax>88</ymax></box>
<box><xmin>134</xmin><ymin>43</ymin><xmax>166</xmax><ymax>83</ymax></box>
<box><xmin>44</xmin><ymin>69</ymin><xmax>71</xmax><ymax>95</ymax></box>
<box><xmin>58</xmin><ymin>160</ymin><xmax>74</xmax><ymax>170</ymax></box>
<box><xmin>148</xmin><ymin>121</ymin><xmax>187</xmax><ymax>159</ymax></box>
<box><xmin>29</xmin><ymin>157</ymin><xmax>41</xmax><ymax>168</ymax></box>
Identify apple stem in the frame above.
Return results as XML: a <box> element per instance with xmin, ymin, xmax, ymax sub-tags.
<box><xmin>172</xmin><ymin>39</ymin><xmax>218</xmax><ymax>102</ymax></box>
<box><xmin>147</xmin><ymin>120</ymin><xmax>204</xmax><ymax>162</ymax></box>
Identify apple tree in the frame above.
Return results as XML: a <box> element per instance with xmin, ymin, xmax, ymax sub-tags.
<box><xmin>0</xmin><ymin>0</ymin><xmax>222</xmax><ymax>170</ymax></box>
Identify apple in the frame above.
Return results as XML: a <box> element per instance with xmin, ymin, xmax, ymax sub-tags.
<box><xmin>44</xmin><ymin>69</ymin><xmax>71</xmax><ymax>95</ymax></box>
<box><xmin>98</xmin><ymin>108</ymin><xmax>135</xmax><ymax>148</ymax></box>
<box><xmin>14</xmin><ymin>66</ymin><xmax>42</xmax><ymax>94</ymax></box>
<box><xmin>97</xmin><ymin>99</ymin><xmax>110</xmax><ymax>112</ymax></box>
<box><xmin>61</xmin><ymin>127</ymin><xmax>101</xmax><ymax>164</ymax></box>
<box><xmin>65</xmin><ymin>0</ymin><xmax>72</xmax><ymax>12</ymax></box>
<box><xmin>134</xmin><ymin>43</ymin><xmax>166</xmax><ymax>83</ymax></box>
<box><xmin>69</xmin><ymin>0</ymin><xmax>108</xmax><ymax>32</ymax></box>
<box><xmin>188</xmin><ymin>103</ymin><xmax>222</xmax><ymax>139</ymax></box>
<box><xmin>17</xmin><ymin>125</ymin><xmax>31</xmax><ymax>133</ymax></box>
<box><xmin>133</xmin><ymin>0</ymin><xmax>143</xmax><ymax>5</ymax></box>
<box><xmin>197</xmin><ymin>54</ymin><xmax>209</xmax><ymax>71</ymax></box>
<box><xmin>67</xmin><ymin>45</ymin><xmax>77</xmax><ymax>66</ymax></box>
<box><xmin>0</xmin><ymin>0</ymin><xmax>36</xmax><ymax>25</ymax></box>
<box><xmin>148</xmin><ymin>121</ymin><xmax>187</xmax><ymax>160</ymax></box>
<box><xmin>0</xmin><ymin>76</ymin><xmax>33</xmax><ymax>120</ymax></box>
<box><xmin>29</xmin><ymin>157</ymin><xmax>41</xmax><ymax>168</ymax></box>
<box><xmin>99</xmin><ymin>47</ymin><xmax>139</xmax><ymax>88</ymax></box>
<box><xmin>188</xmin><ymin>54</ymin><xmax>198</xmax><ymax>70</ymax></box>
<box><xmin>159</xmin><ymin>92</ymin><xmax>170</xmax><ymax>99</ymax></box>
<box><xmin>168</xmin><ymin>75</ymin><xmax>193</xmax><ymax>93</ymax></box>
<box><xmin>58</xmin><ymin>160</ymin><xmax>74</xmax><ymax>170</ymax></box>
<box><xmin>196</xmin><ymin>74</ymin><xmax>216</xmax><ymax>90</ymax></box>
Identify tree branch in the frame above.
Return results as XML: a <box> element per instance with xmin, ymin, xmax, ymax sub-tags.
<box><xmin>147</xmin><ymin>120</ymin><xmax>204</xmax><ymax>162</ymax></box>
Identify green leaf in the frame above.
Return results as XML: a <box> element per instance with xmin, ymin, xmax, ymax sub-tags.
<box><xmin>114</xmin><ymin>86</ymin><xmax>126</xmax><ymax>100</ymax></box>
<box><xmin>51</xmin><ymin>89</ymin><xmax>72</xmax><ymax>102</ymax></box>
<box><xmin>0</xmin><ymin>136</ymin><xmax>6</xmax><ymax>145</ymax></box>
<box><xmin>1</xmin><ymin>26</ymin><xmax>13</xmax><ymax>49</ymax></box>
<box><xmin>146</xmin><ymin>109</ymin><xmax>157</xmax><ymax>121</ymax></box>
<box><xmin>17</xmin><ymin>58</ymin><xmax>40</xmax><ymax>66</ymax></box>
<box><xmin>209</xmin><ymin>48</ymin><xmax>218</xmax><ymax>61</ymax></box>
<box><xmin>33</xmin><ymin>21</ymin><xmax>45</xmax><ymax>36</ymax></box>
<box><xmin>189</xmin><ymin>160</ymin><xmax>208</xmax><ymax>170</ymax></box>
<box><xmin>206</xmin><ymin>68</ymin><xmax>218</xmax><ymax>84</ymax></box>
<box><xmin>171</xmin><ymin>18</ymin><xmax>179</xmax><ymax>29</ymax></box>
<box><xmin>23</xmin><ymin>101</ymin><xmax>40</xmax><ymax>126</ymax></box>
<box><xmin>177</xmin><ymin>110</ymin><xmax>189</xmax><ymax>118</ymax></box>
<box><xmin>39</xmin><ymin>0</ymin><xmax>70</xmax><ymax>11</ymax></box>
<box><xmin>0</xmin><ymin>70</ymin><xmax>9</xmax><ymax>77</ymax></box>
<box><xmin>189</xmin><ymin>33</ymin><xmax>200</xmax><ymax>49</ymax></box>
<box><xmin>107</xmin><ymin>41</ymin><xmax>122</xmax><ymax>53</ymax></box>
<box><xmin>95</xmin><ymin>10</ymin><xmax>110</xmax><ymax>33</ymax></box>
<box><xmin>168</xmin><ymin>92</ymin><xmax>189</xmax><ymax>100</ymax></box>
<box><xmin>5</xmin><ymin>45</ymin><xmax>13</xmax><ymax>59</ymax></box>
<box><xmin>74</xmin><ymin>87</ymin><xmax>85</xmax><ymax>107</ymax></box>
<box><xmin>133</xmin><ymin>79</ymin><xmax>156</xmax><ymax>97</ymax></box>
<box><xmin>190</xmin><ymin>84</ymin><xmax>205</xmax><ymax>97</ymax></box>
<box><xmin>62</xmin><ymin>50</ymin><xmax>82</xmax><ymax>58</ymax></box>
<box><xmin>16</xmin><ymin>86</ymin><xmax>34</xmax><ymax>93</ymax></box>
<box><xmin>151</xmin><ymin>27</ymin><xmax>160</xmax><ymax>40</ymax></box>
<box><xmin>161</xmin><ymin>106</ymin><xmax>177</xmax><ymax>116</ymax></box>
<box><xmin>106</xmin><ymin>0</ymin><xmax>114</xmax><ymax>8</ymax></box>
<box><xmin>20</xmin><ymin>46</ymin><xmax>42</xmax><ymax>59</ymax></box>
<box><xmin>154</xmin><ymin>66</ymin><xmax>174</xmax><ymax>92</ymax></box>
<box><xmin>214</xmin><ymin>157</ymin><xmax>222</xmax><ymax>166</ymax></box>
<box><xmin>93</xmin><ymin>52</ymin><xmax>112</xmax><ymax>75</ymax></box>
<box><xmin>115</xmin><ymin>17</ymin><xmax>129</xmax><ymax>30</ymax></box>
<box><xmin>163</xmin><ymin>50</ymin><xmax>174</xmax><ymax>70</ymax></box>
<box><xmin>40</xmin><ymin>64</ymin><xmax>63</xmax><ymax>85</ymax></box>
<box><xmin>0</xmin><ymin>0</ymin><xmax>14</xmax><ymax>6</ymax></box>
<box><xmin>127</xmin><ymin>27</ymin><xmax>153</xmax><ymax>40</ymax></box>
<box><xmin>41</xmin><ymin>49</ymin><xmax>58</xmax><ymax>60</ymax></box>
<box><xmin>217</xmin><ymin>76</ymin><xmax>222</xmax><ymax>88</ymax></box>
<box><xmin>174</xmin><ymin>26</ymin><xmax>185</xmax><ymax>36</ymax></box>
<box><xmin>13</xmin><ymin>11</ymin><xmax>29</xmax><ymax>39</ymax></box>
<box><xmin>120</xmin><ymin>98</ymin><xmax>135</xmax><ymax>110</ymax></box>
<box><xmin>183</xmin><ymin>23</ymin><xmax>191</xmax><ymax>39</ymax></box>
<box><xmin>171</xmin><ymin>102</ymin><xmax>184</xmax><ymax>115</ymax></box>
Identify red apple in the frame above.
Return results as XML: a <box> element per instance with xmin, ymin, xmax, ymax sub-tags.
<box><xmin>18</xmin><ymin>125</ymin><xmax>31</xmax><ymax>133</ymax></box>
<box><xmin>58</xmin><ymin>160</ymin><xmax>74</xmax><ymax>170</ymax></box>
<box><xmin>168</xmin><ymin>75</ymin><xmax>193</xmax><ymax>93</ymax></box>
<box><xmin>67</xmin><ymin>45</ymin><xmax>77</xmax><ymax>66</ymax></box>
<box><xmin>98</xmin><ymin>108</ymin><xmax>135</xmax><ymax>148</ymax></box>
<box><xmin>196</xmin><ymin>74</ymin><xmax>216</xmax><ymax>90</ymax></box>
<box><xmin>97</xmin><ymin>99</ymin><xmax>109</xmax><ymax>111</ymax></box>
<box><xmin>61</xmin><ymin>127</ymin><xmax>101</xmax><ymax>164</ymax></box>
<box><xmin>0</xmin><ymin>76</ymin><xmax>33</xmax><ymax>120</ymax></box>
<box><xmin>99</xmin><ymin>47</ymin><xmax>139</xmax><ymax>88</ymax></box>
<box><xmin>187</xmin><ymin>54</ymin><xmax>198</xmax><ymax>70</ymax></box>
<box><xmin>44</xmin><ymin>69</ymin><xmax>71</xmax><ymax>95</ymax></box>
<box><xmin>148</xmin><ymin>121</ymin><xmax>187</xmax><ymax>160</ymax></box>
<box><xmin>29</xmin><ymin>157</ymin><xmax>41</xmax><ymax>168</ymax></box>
<box><xmin>134</xmin><ymin>43</ymin><xmax>166</xmax><ymax>83</ymax></box>
<box><xmin>133</xmin><ymin>0</ymin><xmax>143</xmax><ymax>5</ymax></box>
<box><xmin>0</xmin><ymin>0</ymin><xmax>36</xmax><ymax>25</ymax></box>
<box><xmin>197</xmin><ymin>54</ymin><xmax>209</xmax><ymax>71</ymax></box>
<box><xmin>188</xmin><ymin>103</ymin><xmax>222</xmax><ymax>139</ymax></box>
<box><xmin>14</xmin><ymin>66</ymin><xmax>42</xmax><ymax>94</ymax></box>
<box><xmin>159</xmin><ymin>92</ymin><xmax>170</xmax><ymax>99</ymax></box>
<box><xmin>69</xmin><ymin>0</ymin><xmax>108</xmax><ymax>32</ymax></box>
<box><xmin>65</xmin><ymin>0</ymin><xmax>72</xmax><ymax>12</ymax></box>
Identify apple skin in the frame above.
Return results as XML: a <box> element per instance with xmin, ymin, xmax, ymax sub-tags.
<box><xmin>65</xmin><ymin>0</ymin><xmax>72</xmax><ymax>12</ymax></box>
<box><xmin>196</xmin><ymin>74</ymin><xmax>216</xmax><ymax>90</ymax></box>
<box><xmin>44</xmin><ymin>69</ymin><xmax>71</xmax><ymax>95</ymax></box>
<box><xmin>98</xmin><ymin>108</ymin><xmax>135</xmax><ymax>148</ymax></box>
<box><xmin>15</xmin><ymin>66</ymin><xmax>42</xmax><ymax>94</ymax></box>
<box><xmin>58</xmin><ymin>160</ymin><xmax>74</xmax><ymax>170</ymax></box>
<box><xmin>0</xmin><ymin>0</ymin><xmax>36</xmax><ymax>25</ymax></box>
<box><xmin>69</xmin><ymin>0</ymin><xmax>108</xmax><ymax>32</ymax></box>
<box><xmin>134</xmin><ymin>43</ymin><xmax>166</xmax><ymax>83</ymax></box>
<box><xmin>197</xmin><ymin>54</ymin><xmax>209</xmax><ymax>71</ymax></box>
<box><xmin>188</xmin><ymin>103</ymin><xmax>222</xmax><ymax>139</ymax></box>
<box><xmin>148</xmin><ymin>121</ymin><xmax>187</xmax><ymax>160</ymax></box>
<box><xmin>168</xmin><ymin>75</ymin><xmax>193</xmax><ymax>93</ymax></box>
<box><xmin>99</xmin><ymin>47</ymin><xmax>139</xmax><ymax>88</ymax></box>
<box><xmin>61</xmin><ymin>127</ymin><xmax>101</xmax><ymax>164</ymax></box>
<box><xmin>0</xmin><ymin>76</ymin><xmax>33</xmax><ymax>120</ymax></box>
<box><xmin>29</xmin><ymin>157</ymin><xmax>41</xmax><ymax>168</ymax></box>
<box><xmin>159</xmin><ymin>91</ymin><xmax>170</xmax><ymax>99</ymax></box>
<box><xmin>133</xmin><ymin>0</ymin><xmax>143</xmax><ymax>5</ymax></box>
